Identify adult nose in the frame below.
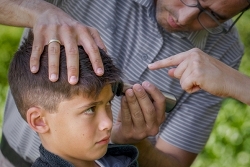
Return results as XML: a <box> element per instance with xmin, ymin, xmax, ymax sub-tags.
<box><xmin>178</xmin><ymin>6</ymin><xmax>199</xmax><ymax>25</ymax></box>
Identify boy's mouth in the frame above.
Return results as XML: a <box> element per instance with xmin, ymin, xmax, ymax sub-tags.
<box><xmin>97</xmin><ymin>136</ymin><xmax>110</xmax><ymax>144</ymax></box>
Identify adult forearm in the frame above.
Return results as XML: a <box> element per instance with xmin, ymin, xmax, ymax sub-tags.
<box><xmin>134</xmin><ymin>139</ymin><xmax>181</xmax><ymax>167</ymax></box>
<box><xmin>228</xmin><ymin>70</ymin><xmax>250</xmax><ymax>105</ymax></box>
<box><xmin>0</xmin><ymin>0</ymin><xmax>55</xmax><ymax>27</ymax></box>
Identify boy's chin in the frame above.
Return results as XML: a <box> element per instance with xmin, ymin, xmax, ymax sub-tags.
<box><xmin>93</xmin><ymin>144</ymin><xmax>109</xmax><ymax>160</ymax></box>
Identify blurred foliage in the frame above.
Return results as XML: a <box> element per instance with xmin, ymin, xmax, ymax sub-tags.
<box><xmin>0</xmin><ymin>10</ymin><xmax>250</xmax><ymax>167</ymax></box>
<box><xmin>0</xmin><ymin>25</ymin><xmax>23</xmax><ymax>134</ymax></box>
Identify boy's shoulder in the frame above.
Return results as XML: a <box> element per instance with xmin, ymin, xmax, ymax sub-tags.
<box><xmin>32</xmin><ymin>144</ymin><xmax>139</xmax><ymax>167</ymax></box>
<box><xmin>32</xmin><ymin>145</ymin><xmax>74</xmax><ymax>167</ymax></box>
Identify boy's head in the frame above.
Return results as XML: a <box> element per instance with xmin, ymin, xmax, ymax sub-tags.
<box><xmin>8</xmin><ymin>37</ymin><xmax>121</xmax><ymax>164</ymax></box>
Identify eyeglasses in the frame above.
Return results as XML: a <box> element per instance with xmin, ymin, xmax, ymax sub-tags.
<box><xmin>180</xmin><ymin>0</ymin><xmax>250</xmax><ymax>34</ymax></box>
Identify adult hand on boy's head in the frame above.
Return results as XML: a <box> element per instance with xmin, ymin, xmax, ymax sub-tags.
<box><xmin>111</xmin><ymin>81</ymin><xmax>166</xmax><ymax>144</ymax></box>
<box><xmin>29</xmin><ymin>3</ymin><xmax>105</xmax><ymax>85</ymax></box>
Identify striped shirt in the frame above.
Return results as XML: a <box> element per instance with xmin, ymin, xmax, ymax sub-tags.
<box><xmin>3</xmin><ymin>0</ymin><xmax>244</xmax><ymax>162</ymax></box>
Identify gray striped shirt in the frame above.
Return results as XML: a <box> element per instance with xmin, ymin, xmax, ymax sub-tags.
<box><xmin>3</xmin><ymin>0</ymin><xmax>244</xmax><ymax>163</ymax></box>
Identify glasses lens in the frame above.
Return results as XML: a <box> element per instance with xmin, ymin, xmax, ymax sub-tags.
<box><xmin>198</xmin><ymin>11</ymin><xmax>223</xmax><ymax>34</ymax></box>
<box><xmin>180</xmin><ymin>0</ymin><xmax>198</xmax><ymax>6</ymax></box>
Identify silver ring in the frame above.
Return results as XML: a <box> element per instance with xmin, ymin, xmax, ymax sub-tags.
<box><xmin>48</xmin><ymin>39</ymin><xmax>61</xmax><ymax>45</ymax></box>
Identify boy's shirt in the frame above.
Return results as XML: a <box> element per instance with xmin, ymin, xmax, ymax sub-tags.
<box><xmin>32</xmin><ymin>144</ymin><xmax>138</xmax><ymax>167</ymax></box>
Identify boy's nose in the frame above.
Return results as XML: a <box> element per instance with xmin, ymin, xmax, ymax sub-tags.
<box><xmin>98</xmin><ymin>111</ymin><xmax>112</xmax><ymax>131</ymax></box>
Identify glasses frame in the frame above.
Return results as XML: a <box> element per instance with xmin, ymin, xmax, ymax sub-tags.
<box><xmin>180</xmin><ymin>0</ymin><xmax>250</xmax><ymax>34</ymax></box>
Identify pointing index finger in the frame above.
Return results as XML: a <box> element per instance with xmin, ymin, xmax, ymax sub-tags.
<box><xmin>148</xmin><ymin>50</ymin><xmax>191</xmax><ymax>70</ymax></box>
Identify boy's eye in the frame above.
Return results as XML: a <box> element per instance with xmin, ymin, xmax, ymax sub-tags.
<box><xmin>107</xmin><ymin>101</ymin><xmax>112</xmax><ymax>106</ymax></box>
<box><xmin>83</xmin><ymin>101</ymin><xmax>112</xmax><ymax>115</ymax></box>
<box><xmin>84</xmin><ymin>107</ymin><xmax>95</xmax><ymax>114</ymax></box>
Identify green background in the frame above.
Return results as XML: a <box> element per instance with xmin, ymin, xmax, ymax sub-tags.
<box><xmin>0</xmin><ymin>11</ymin><xmax>250</xmax><ymax>167</ymax></box>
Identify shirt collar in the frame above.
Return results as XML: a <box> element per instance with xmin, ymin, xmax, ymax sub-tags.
<box><xmin>132</xmin><ymin>0</ymin><xmax>153</xmax><ymax>7</ymax></box>
<box><xmin>175</xmin><ymin>20</ymin><xmax>233</xmax><ymax>50</ymax></box>
<box><xmin>171</xmin><ymin>30</ymin><xmax>209</xmax><ymax>50</ymax></box>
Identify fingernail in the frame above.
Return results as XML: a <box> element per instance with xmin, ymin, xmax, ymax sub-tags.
<box><xmin>148</xmin><ymin>64</ymin><xmax>153</xmax><ymax>68</ymax></box>
<box><xmin>50</xmin><ymin>74</ymin><xmax>58</xmax><ymax>82</ymax></box>
<box><xmin>96</xmin><ymin>68</ymin><xmax>104</xmax><ymax>75</ymax></box>
<box><xmin>127</xmin><ymin>89</ymin><xmax>134</xmax><ymax>97</ymax></box>
<box><xmin>143</xmin><ymin>81</ymin><xmax>150</xmax><ymax>87</ymax></box>
<box><xmin>31</xmin><ymin>66</ymin><xmax>37</xmax><ymax>73</ymax></box>
<box><xmin>135</xmin><ymin>86</ymin><xmax>142</xmax><ymax>92</ymax></box>
<box><xmin>69</xmin><ymin>76</ymin><xmax>78</xmax><ymax>84</ymax></box>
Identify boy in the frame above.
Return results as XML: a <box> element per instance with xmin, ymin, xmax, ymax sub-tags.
<box><xmin>8</xmin><ymin>37</ymin><xmax>138</xmax><ymax>167</ymax></box>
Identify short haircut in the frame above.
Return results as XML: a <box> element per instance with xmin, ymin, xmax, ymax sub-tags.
<box><xmin>8</xmin><ymin>37</ymin><xmax>121</xmax><ymax>121</ymax></box>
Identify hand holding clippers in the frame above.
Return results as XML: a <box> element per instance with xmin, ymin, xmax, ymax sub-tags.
<box><xmin>112</xmin><ymin>80</ymin><xmax>177</xmax><ymax>113</ymax></box>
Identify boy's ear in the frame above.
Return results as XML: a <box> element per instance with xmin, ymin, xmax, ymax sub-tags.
<box><xmin>26</xmin><ymin>107</ymin><xmax>49</xmax><ymax>134</ymax></box>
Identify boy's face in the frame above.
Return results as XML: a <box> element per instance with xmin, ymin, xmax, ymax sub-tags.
<box><xmin>155</xmin><ymin>0</ymin><xmax>248</xmax><ymax>32</ymax></box>
<box><xmin>42</xmin><ymin>84</ymin><xmax>114</xmax><ymax>165</ymax></box>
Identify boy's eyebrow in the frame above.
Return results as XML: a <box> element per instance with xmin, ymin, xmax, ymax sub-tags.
<box><xmin>77</xmin><ymin>93</ymin><xmax>115</xmax><ymax>109</ymax></box>
<box><xmin>78</xmin><ymin>102</ymin><xmax>100</xmax><ymax>109</ymax></box>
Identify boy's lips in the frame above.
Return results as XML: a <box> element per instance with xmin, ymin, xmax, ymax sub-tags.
<box><xmin>97</xmin><ymin>136</ymin><xmax>110</xmax><ymax>144</ymax></box>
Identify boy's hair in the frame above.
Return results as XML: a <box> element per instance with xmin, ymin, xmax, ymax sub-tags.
<box><xmin>8</xmin><ymin>37</ymin><xmax>121</xmax><ymax>121</ymax></box>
